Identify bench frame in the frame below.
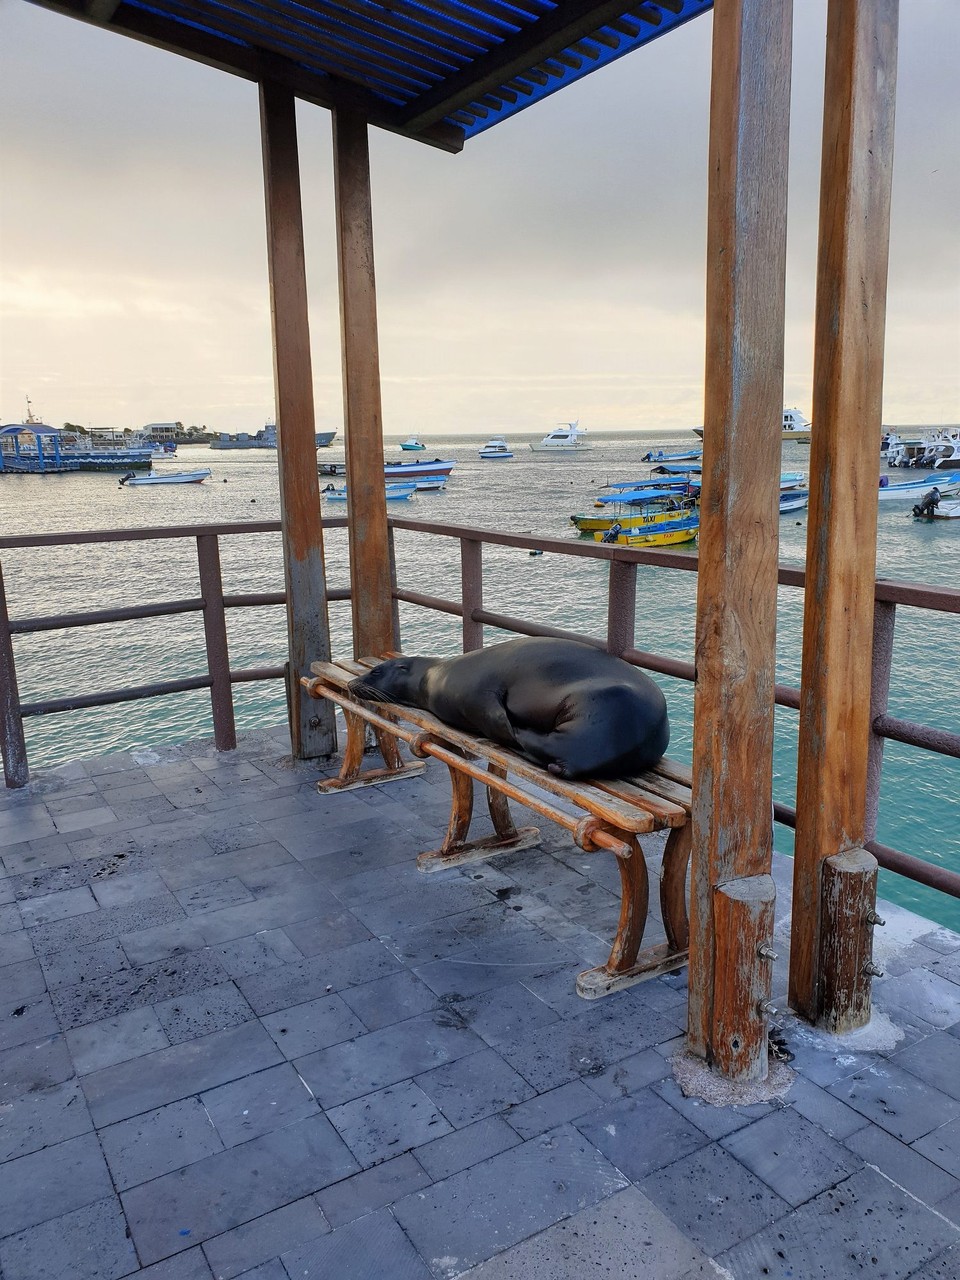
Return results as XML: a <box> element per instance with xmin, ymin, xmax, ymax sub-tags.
<box><xmin>303</xmin><ymin>657</ymin><xmax>692</xmax><ymax>998</ymax></box>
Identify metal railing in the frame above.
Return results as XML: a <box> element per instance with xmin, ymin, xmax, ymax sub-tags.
<box><xmin>1</xmin><ymin>515</ymin><xmax>958</xmax><ymax>902</ymax></box>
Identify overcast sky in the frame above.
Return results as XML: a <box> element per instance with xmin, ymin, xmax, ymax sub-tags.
<box><xmin>1</xmin><ymin>0</ymin><xmax>958</xmax><ymax>435</ymax></box>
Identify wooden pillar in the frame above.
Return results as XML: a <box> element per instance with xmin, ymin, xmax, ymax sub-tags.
<box><xmin>789</xmin><ymin>0</ymin><xmax>899</xmax><ymax>1028</ymax></box>
<box><xmin>686</xmin><ymin>0</ymin><xmax>793</xmax><ymax>1079</ymax></box>
<box><xmin>332</xmin><ymin>108</ymin><xmax>394</xmax><ymax>659</ymax></box>
<box><xmin>259</xmin><ymin>79</ymin><xmax>336</xmax><ymax>759</ymax></box>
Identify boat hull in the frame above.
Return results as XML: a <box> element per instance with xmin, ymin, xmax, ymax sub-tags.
<box><xmin>319</xmin><ymin>459</ymin><xmax>456</xmax><ymax>479</ymax></box>
<box><xmin>593</xmin><ymin>522</ymin><xmax>699</xmax><ymax>548</ymax></box>
<box><xmin>120</xmin><ymin>469</ymin><xmax>211</xmax><ymax>486</ymax></box>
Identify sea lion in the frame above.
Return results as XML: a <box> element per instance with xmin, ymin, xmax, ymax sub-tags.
<box><xmin>348</xmin><ymin>637</ymin><xmax>669</xmax><ymax>780</ymax></box>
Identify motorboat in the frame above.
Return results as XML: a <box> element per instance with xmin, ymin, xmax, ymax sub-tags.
<box><xmin>119</xmin><ymin>468</ymin><xmax>211</xmax><ymax>486</ymax></box>
<box><xmin>915</xmin><ymin>428</ymin><xmax>960</xmax><ymax>470</ymax></box>
<box><xmin>641</xmin><ymin>447</ymin><xmax>702</xmax><ymax>463</ymax></box>
<box><xmin>321</xmin><ymin>482</ymin><xmax>417</xmax><ymax>502</ymax></box>
<box><xmin>693</xmin><ymin>407</ymin><xmax>812</xmax><ymax>442</ymax></box>
<box><xmin>593</xmin><ymin>512</ymin><xmax>699</xmax><ymax>547</ymax></box>
<box><xmin>399</xmin><ymin>436</ymin><xmax>426</xmax><ymax>451</ymax></box>
<box><xmin>412</xmin><ymin>477</ymin><xmax>447</xmax><ymax>491</ymax></box>
<box><xmin>211</xmin><ymin>423</ymin><xmax>337</xmax><ymax>450</ymax></box>
<box><xmin>479</xmin><ymin>436</ymin><xmax>513</xmax><ymax>460</ymax></box>
<box><xmin>779</xmin><ymin>490</ymin><xmax>809</xmax><ymax>513</ymax></box>
<box><xmin>319</xmin><ymin>458</ymin><xmax>456</xmax><ymax>480</ymax></box>
<box><xmin>571</xmin><ymin>488</ymin><xmax>698</xmax><ymax>536</ymax></box>
<box><xmin>530</xmin><ymin>421</ymin><xmax>591</xmax><ymax>452</ymax></box>
<box><xmin>877</xmin><ymin>471</ymin><xmax>960</xmax><ymax>501</ymax></box>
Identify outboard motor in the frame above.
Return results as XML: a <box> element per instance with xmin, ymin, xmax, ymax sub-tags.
<box><xmin>601</xmin><ymin>522</ymin><xmax>623</xmax><ymax>543</ymax></box>
<box><xmin>912</xmin><ymin>486</ymin><xmax>941</xmax><ymax>518</ymax></box>
<box><xmin>118</xmin><ymin>471</ymin><xmax>136</xmax><ymax>487</ymax></box>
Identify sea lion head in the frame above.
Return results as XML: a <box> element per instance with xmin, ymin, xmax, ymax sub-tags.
<box><xmin>348</xmin><ymin>656</ymin><xmax>436</xmax><ymax>709</ymax></box>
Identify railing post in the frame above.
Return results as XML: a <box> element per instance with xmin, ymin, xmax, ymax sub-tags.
<box><xmin>606</xmin><ymin>558</ymin><xmax>637</xmax><ymax>656</ymax></box>
<box><xmin>387</xmin><ymin>525</ymin><xmax>402</xmax><ymax>651</ymax></box>
<box><xmin>0</xmin><ymin>563</ymin><xmax>29</xmax><ymax>787</ymax></box>
<box><xmin>865</xmin><ymin>600</ymin><xmax>896</xmax><ymax>841</ymax></box>
<box><xmin>461</xmin><ymin>538</ymin><xmax>484</xmax><ymax>652</ymax></box>
<box><xmin>196</xmin><ymin>535</ymin><xmax>237</xmax><ymax>752</ymax></box>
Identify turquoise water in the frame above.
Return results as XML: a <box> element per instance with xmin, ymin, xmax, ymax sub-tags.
<box><xmin>1</xmin><ymin>434</ymin><xmax>957</xmax><ymax>929</ymax></box>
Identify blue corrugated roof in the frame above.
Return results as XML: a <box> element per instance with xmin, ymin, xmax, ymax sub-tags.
<box><xmin>32</xmin><ymin>0</ymin><xmax>712</xmax><ymax>149</ymax></box>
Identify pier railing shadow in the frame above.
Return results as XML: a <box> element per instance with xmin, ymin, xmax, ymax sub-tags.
<box><xmin>1</xmin><ymin>515</ymin><xmax>958</xmax><ymax>906</ymax></box>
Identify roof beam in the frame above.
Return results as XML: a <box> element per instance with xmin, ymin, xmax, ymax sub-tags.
<box><xmin>27</xmin><ymin>0</ymin><xmax>464</xmax><ymax>151</ymax></box>
<box><xmin>395</xmin><ymin>0</ymin><xmax>662</xmax><ymax>131</ymax></box>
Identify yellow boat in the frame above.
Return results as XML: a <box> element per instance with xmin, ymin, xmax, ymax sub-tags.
<box><xmin>572</xmin><ymin>493</ymin><xmax>698</xmax><ymax>536</ymax></box>
<box><xmin>593</xmin><ymin>520</ymin><xmax>699</xmax><ymax>548</ymax></box>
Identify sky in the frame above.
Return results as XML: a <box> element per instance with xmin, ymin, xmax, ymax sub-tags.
<box><xmin>1</xmin><ymin>0</ymin><xmax>958</xmax><ymax>436</ymax></box>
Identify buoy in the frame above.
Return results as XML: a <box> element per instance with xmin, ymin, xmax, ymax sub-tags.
<box><xmin>529</xmin><ymin>549</ymin><xmax>543</xmax><ymax>557</ymax></box>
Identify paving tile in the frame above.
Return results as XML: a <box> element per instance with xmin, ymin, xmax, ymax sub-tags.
<box><xmin>582</xmin><ymin>1046</ymin><xmax>674</xmax><ymax>1100</ymax></box>
<box><xmin>260</xmin><ymin>993</ymin><xmax>365</xmax><ymax>1058</ymax></box>
<box><xmin>28</xmin><ymin>892</ymin><xmax>185</xmax><ymax>958</ymax></box>
<box><xmin>0</xmin><ymin>992</ymin><xmax>59</xmax><ymax>1054</ymax></box>
<box><xmin>0</xmin><ymin>1078</ymin><xmax>92</xmax><ymax>1162</ymax></box>
<box><xmin>413</xmin><ymin>936</ymin><xmax>577</xmax><ymax>1002</ymax></box>
<box><xmin>639</xmin><ymin>1140</ymin><xmax>792</xmax><ymax>1255</ymax></box>
<box><xmin>81</xmin><ymin>1020</ymin><xmax>284</xmax><ymax>1126</ymax></box>
<box><xmin>237</xmin><ymin>940</ymin><xmax>405</xmax><ymax>1015</ymax></box>
<box><xmin>414</xmin><ymin>1114</ymin><xmax>521</xmax><ymax>1181</ymax></box>
<box><xmin>827</xmin><ymin>1060</ymin><xmax>960</xmax><ymax>1142</ymax></box>
<box><xmin>498</xmin><ymin>1000</ymin><xmax>677</xmax><ymax>1093</ymax></box>
<box><xmin>450</xmin><ymin>980</ymin><xmax>561</xmax><ymax>1048</ymax></box>
<box><xmin>340</xmin><ymin>969</ymin><xmax>440</xmax><ymax>1030</ymax></box>
<box><xmin>576</xmin><ymin>1085</ymin><xmax>711</xmax><ymax>1181</ymax></box>
<box><xmin>100</xmin><ymin>1096</ymin><xmax>225</xmax><ymax>1190</ymax></box>
<box><xmin>174</xmin><ymin>877</ymin><xmax>256</xmax><ymax>915</ymax></box>
<box><xmin>279</xmin><ymin>909</ymin><xmax>373</xmax><ymax>958</ymax></box>
<box><xmin>201</xmin><ymin>1063</ymin><xmax>320</xmax><ymax>1145</ymax></box>
<box><xmin>91</xmin><ymin>869</ymin><xmax>171</xmax><ymax>909</ymax></box>
<box><xmin>212</xmin><ymin>929</ymin><xmax>305</xmax><ymax>978</ymax></box>
<box><xmin>65</xmin><ymin>1005</ymin><xmax>170</xmax><ymax>1075</ymax></box>
<box><xmin>0</xmin><ymin>956</ymin><xmax>46</xmax><ymax>1003</ymax></box>
<box><xmin>652</xmin><ymin>1074</ymin><xmax>774</xmax><ymax>1141</ymax></box>
<box><xmin>845</xmin><ymin>1123</ymin><xmax>960</xmax><ymax>1206</ymax></box>
<box><xmin>875</xmin><ymin>969</ymin><xmax>960</xmax><ymax>1030</ymax></box>
<box><xmin>785</xmin><ymin>1074</ymin><xmax>872</xmax><ymax>1140</ymax></box>
<box><xmin>719</xmin><ymin>1107</ymin><xmax>863</xmax><ymax>1206</ymax></box>
<box><xmin>502</xmin><ymin>1078</ymin><xmax>601</xmax><ymax>1139</ymax></box>
<box><xmin>345</xmin><ymin>878</ymin><xmax>497</xmax><ymax>937</ymax></box>
<box><xmin>415</xmin><ymin>1046</ymin><xmax>537</xmax><ymax>1127</ymax></box>
<box><xmin>294</xmin><ymin>1009</ymin><xmax>485</xmax><ymax>1109</ymax></box>
<box><xmin>52</xmin><ymin>806</ymin><xmax>118</xmax><ymax>834</ymax></box>
<box><xmin>202</xmin><ymin>1196</ymin><xmax>330</xmax><ymax>1280</ymax></box>
<box><xmin>0</xmin><ymin>903</ymin><xmax>23</xmax><ymax>935</ymax></box>
<box><xmin>121</xmin><ymin>918</ymin><xmax>210</xmax><ymax>965</ymax></box>
<box><xmin>153</xmin><ymin>980</ymin><xmax>255</xmax><ymax>1044</ymax></box>
<box><xmin>316</xmin><ymin>1152</ymin><xmax>432</xmax><ymax>1228</ymax></box>
<box><xmin>50</xmin><ymin>947</ymin><xmax>230</xmax><ymax>1030</ymax></box>
<box><xmin>38</xmin><ymin>936</ymin><xmax>130</xmax><ymax>989</ymax></box>
<box><xmin>122</xmin><ymin>1113</ymin><xmax>358</xmax><ymax>1264</ymax></box>
<box><xmin>716</xmin><ymin>1166</ymin><xmax>959</xmax><ymax>1280</ymax></box>
<box><xmin>911</xmin><ymin>1116</ymin><xmax>960</xmax><ymax>1178</ymax></box>
<box><xmin>394</xmin><ymin>1123</ymin><xmax>629</xmax><ymax>1278</ymax></box>
<box><xmin>163</xmin><ymin>845</ymin><xmax>295</xmax><ymax>893</ymax></box>
<box><xmin>0</xmin><ymin>1131</ymin><xmax>115</xmax><ymax>1236</ymax></box>
<box><xmin>891</xmin><ymin>1030</ymin><xmax>960</xmax><ymax>1102</ymax></box>
<box><xmin>327</xmin><ymin>1078</ymin><xmax>453</xmax><ymax>1167</ymax></box>
<box><xmin>195</xmin><ymin>885</ymin><xmax>354</xmax><ymax>945</ymax></box>
<box><xmin>462</xmin><ymin>1185</ymin><xmax>712</xmax><ymax>1279</ymax></box>
<box><xmin>19</xmin><ymin>885</ymin><xmax>99</xmax><ymax>927</ymax></box>
<box><xmin>0</xmin><ymin>1194</ymin><xmax>139</xmax><ymax>1280</ymax></box>
<box><xmin>904</xmin><ymin>1243</ymin><xmax>960</xmax><ymax>1280</ymax></box>
<box><xmin>280</xmin><ymin>1207</ymin><xmax>432</xmax><ymax>1280</ymax></box>
<box><xmin>0</xmin><ymin>1033</ymin><xmax>74</xmax><ymax>1104</ymax></box>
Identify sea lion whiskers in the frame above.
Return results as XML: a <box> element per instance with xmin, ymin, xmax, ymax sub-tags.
<box><xmin>346</xmin><ymin>679</ymin><xmax>394</xmax><ymax>705</ymax></box>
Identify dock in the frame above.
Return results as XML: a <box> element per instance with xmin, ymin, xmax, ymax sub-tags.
<box><xmin>2</xmin><ymin>729</ymin><xmax>958</xmax><ymax>1279</ymax></box>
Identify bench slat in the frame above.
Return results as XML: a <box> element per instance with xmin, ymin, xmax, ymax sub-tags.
<box><xmin>591</xmin><ymin>778</ymin><xmax>687</xmax><ymax>825</ymax></box>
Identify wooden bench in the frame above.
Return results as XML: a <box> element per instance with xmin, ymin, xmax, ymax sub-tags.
<box><xmin>302</xmin><ymin>656</ymin><xmax>692</xmax><ymax>999</ymax></box>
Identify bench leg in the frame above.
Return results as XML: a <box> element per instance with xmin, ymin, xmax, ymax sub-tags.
<box><xmin>318</xmin><ymin>706</ymin><xmax>426</xmax><ymax>793</ymax></box>
<box><xmin>660</xmin><ymin>822</ymin><xmax>692</xmax><ymax>951</ymax></box>
<box><xmin>576</xmin><ymin>826</ymin><xmax>690</xmax><ymax>999</ymax></box>
<box><xmin>417</xmin><ymin>759</ymin><xmax>540</xmax><ymax>872</ymax></box>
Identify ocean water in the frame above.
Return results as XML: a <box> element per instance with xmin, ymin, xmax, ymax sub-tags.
<box><xmin>1</xmin><ymin>433</ymin><xmax>957</xmax><ymax>930</ymax></box>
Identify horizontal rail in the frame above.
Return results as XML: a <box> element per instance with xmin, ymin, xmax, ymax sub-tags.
<box><xmin>19</xmin><ymin>665</ymin><xmax>285</xmax><ymax>718</ymax></box>
<box><xmin>0</xmin><ymin>516</ymin><xmax>351</xmax><ymax>550</ymax></box>
<box><xmin>10</xmin><ymin>599</ymin><xmax>204</xmax><ymax>633</ymax></box>
<box><xmin>873</xmin><ymin>713</ymin><xmax>960</xmax><ymax>761</ymax></box>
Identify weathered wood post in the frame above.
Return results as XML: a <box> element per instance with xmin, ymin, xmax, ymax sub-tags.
<box><xmin>332</xmin><ymin>108</ymin><xmax>394</xmax><ymax>660</ymax></box>
<box><xmin>259</xmin><ymin>79</ymin><xmax>337</xmax><ymax>760</ymax></box>
<box><xmin>686</xmin><ymin>0</ymin><xmax>793</xmax><ymax>1081</ymax></box>
<box><xmin>789</xmin><ymin>0</ymin><xmax>899</xmax><ymax>1032</ymax></box>
<box><xmin>0</xmin><ymin>564</ymin><xmax>29</xmax><ymax>788</ymax></box>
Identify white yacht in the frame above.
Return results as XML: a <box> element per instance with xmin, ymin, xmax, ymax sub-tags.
<box><xmin>478</xmin><ymin>435</ymin><xmax>513</xmax><ymax>459</ymax></box>
<box><xmin>694</xmin><ymin>407</ymin><xmax>811</xmax><ymax>442</ymax></box>
<box><xmin>529</xmin><ymin>421</ymin><xmax>591</xmax><ymax>452</ymax></box>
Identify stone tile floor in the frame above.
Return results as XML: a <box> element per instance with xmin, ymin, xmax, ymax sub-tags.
<box><xmin>1</xmin><ymin>726</ymin><xmax>959</xmax><ymax>1279</ymax></box>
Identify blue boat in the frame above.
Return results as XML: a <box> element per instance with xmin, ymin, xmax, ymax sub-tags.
<box><xmin>641</xmin><ymin>447</ymin><xmax>703</xmax><ymax>463</ymax></box>
<box><xmin>321</xmin><ymin>482</ymin><xmax>417</xmax><ymax>502</ymax></box>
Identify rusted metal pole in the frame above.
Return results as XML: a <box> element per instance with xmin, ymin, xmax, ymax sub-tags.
<box><xmin>460</xmin><ymin>538</ymin><xmax>484</xmax><ymax>652</ymax></box>
<box><xmin>790</xmin><ymin>0</ymin><xmax>899</xmax><ymax>1029</ymax></box>
<box><xmin>259</xmin><ymin>78</ymin><xmax>336</xmax><ymax>759</ymax></box>
<box><xmin>606</xmin><ymin>560</ymin><xmax>637</xmax><ymax>656</ymax></box>
<box><xmin>687</xmin><ymin>0</ymin><xmax>793</xmax><ymax>1081</ymax></box>
<box><xmin>333</xmin><ymin>108</ymin><xmax>394</xmax><ymax>659</ymax></box>
<box><xmin>196</xmin><ymin>534</ymin><xmax>237</xmax><ymax>752</ymax></box>
<box><xmin>0</xmin><ymin>563</ymin><xmax>29</xmax><ymax>787</ymax></box>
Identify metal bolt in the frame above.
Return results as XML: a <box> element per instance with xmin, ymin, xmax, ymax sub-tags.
<box><xmin>865</xmin><ymin>910</ymin><xmax>886</xmax><ymax>927</ymax></box>
<box><xmin>862</xmin><ymin>961</ymin><xmax>884</xmax><ymax>978</ymax></box>
<box><xmin>757</xmin><ymin>1000</ymin><xmax>778</xmax><ymax>1019</ymax></box>
<box><xmin>758</xmin><ymin>944</ymin><xmax>779</xmax><ymax>961</ymax></box>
